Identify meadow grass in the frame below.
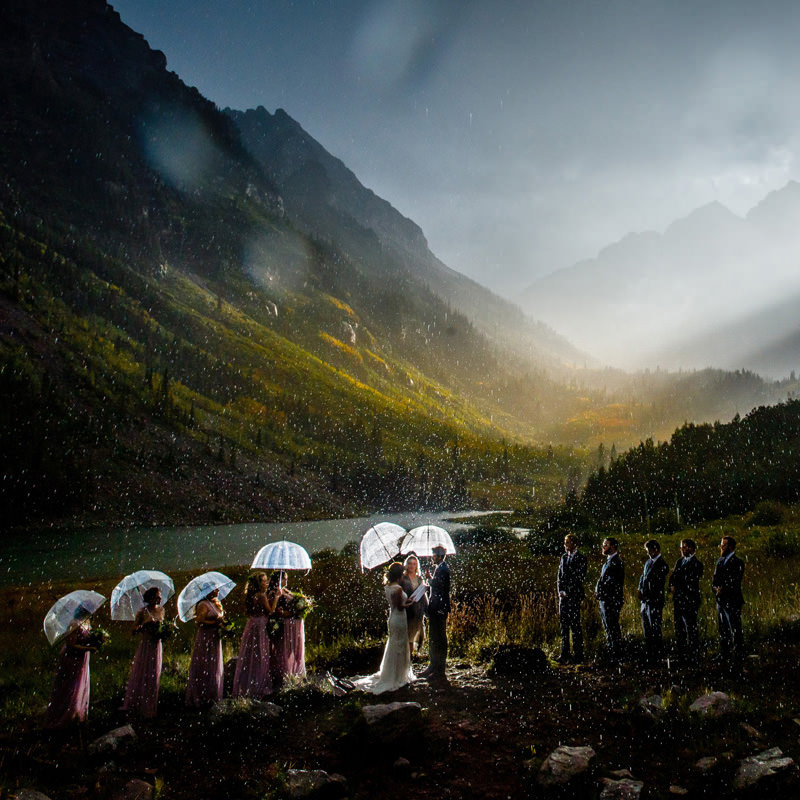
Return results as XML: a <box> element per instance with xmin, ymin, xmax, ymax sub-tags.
<box><xmin>4</xmin><ymin>508</ymin><xmax>800</xmax><ymax>725</ymax></box>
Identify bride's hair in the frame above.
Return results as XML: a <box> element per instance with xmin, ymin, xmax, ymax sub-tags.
<box><xmin>384</xmin><ymin>562</ymin><xmax>404</xmax><ymax>584</ymax></box>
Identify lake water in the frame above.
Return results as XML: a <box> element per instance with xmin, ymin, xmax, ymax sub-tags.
<box><xmin>0</xmin><ymin>511</ymin><xmax>500</xmax><ymax>587</ymax></box>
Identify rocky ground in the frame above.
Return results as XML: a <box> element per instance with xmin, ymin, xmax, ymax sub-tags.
<box><xmin>3</xmin><ymin>644</ymin><xmax>800</xmax><ymax>800</ymax></box>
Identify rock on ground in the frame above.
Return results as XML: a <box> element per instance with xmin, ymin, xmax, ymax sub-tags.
<box><xmin>88</xmin><ymin>725</ymin><xmax>137</xmax><ymax>756</ymax></box>
<box><xmin>734</xmin><ymin>747</ymin><xmax>796</xmax><ymax>790</ymax></box>
<box><xmin>688</xmin><ymin>691</ymin><xmax>734</xmax><ymax>717</ymax></box>
<box><xmin>285</xmin><ymin>769</ymin><xmax>347</xmax><ymax>799</ymax></box>
<box><xmin>109</xmin><ymin>779</ymin><xmax>153</xmax><ymax>800</ymax></box>
<box><xmin>599</xmin><ymin>777</ymin><xmax>644</xmax><ymax>799</ymax></box>
<box><xmin>536</xmin><ymin>745</ymin><xmax>597</xmax><ymax>787</ymax></box>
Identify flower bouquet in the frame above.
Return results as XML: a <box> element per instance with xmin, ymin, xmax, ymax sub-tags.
<box><xmin>287</xmin><ymin>591</ymin><xmax>315</xmax><ymax>620</ymax></box>
<box><xmin>142</xmin><ymin>619</ymin><xmax>174</xmax><ymax>640</ymax></box>
<box><xmin>266</xmin><ymin>617</ymin><xmax>283</xmax><ymax>639</ymax></box>
<box><xmin>87</xmin><ymin>627</ymin><xmax>110</xmax><ymax>651</ymax></box>
<box><xmin>218</xmin><ymin>617</ymin><xmax>241</xmax><ymax>640</ymax></box>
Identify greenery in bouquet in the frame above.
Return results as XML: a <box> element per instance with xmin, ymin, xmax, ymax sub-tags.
<box><xmin>218</xmin><ymin>617</ymin><xmax>241</xmax><ymax>640</ymax></box>
<box><xmin>288</xmin><ymin>591</ymin><xmax>315</xmax><ymax>620</ymax></box>
<box><xmin>87</xmin><ymin>627</ymin><xmax>110</xmax><ymax>651</ymax></box>
<box><xmin>142</xmin><ymin>619</ymin><xmax>174</xmax><ymax>640</ymax></box>
<box><xmin>266</xmin><ymin>617</ymin><xmax>283</xmax><ymax>639</ymax></box>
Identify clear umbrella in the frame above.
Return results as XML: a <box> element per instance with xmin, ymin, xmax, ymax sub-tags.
<box><xmin>43</xmin><ymin>590</ymin><xmax>106</xmax><ymax>646</ymax></box>
<box><xmin>400</xmin><ymin>525</ymin><xmax>456</xmax><ymax>557</ymax></box>
<box><xmin>360</xmin><ymin>522</ymin><xmax>407</xmax><ymax>570</ymax></box>
<box><xmin>177</xmin><ymin>571</ymin><xmax>236</xmax><ymax>622</ymax></box>
<box><xmin>110</xmin><ymin>570</ymin><xmax>175</xmax><ymax>621</ymax></box>
<box><xmin>251</xmin><ymin>540</ymin><xmax>312</xmax><ymax>571</ymax></box>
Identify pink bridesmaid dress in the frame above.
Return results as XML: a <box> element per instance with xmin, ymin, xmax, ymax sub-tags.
<box><xmin>46</xmin><ymin>623</ymin><xmax>92</xmax><ymax>727</ymax></box>
<box><xmin>232</xmin><ymin>614</ymin><xmax>272</xmax><ymax>698</ymax></box>
<box><xmin>281</xmin><ymin>617</ymin><xmax>306</xmax><ymax>677</ymax></box>
<box><xmin>122</xmin><ymin>609</ymin><xmax>163</xmax><ymax>718</ymax></box>
<box><xmin>185</xmin><ymin>599</ymin><xmax>224</xmax><ymax>707</ymax></box>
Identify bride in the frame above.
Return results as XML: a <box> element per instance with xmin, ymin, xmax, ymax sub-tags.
<box><xmin>353</xmin><ymin>562</ymin><xmax>418</xmax><ymax>694</ymax></box>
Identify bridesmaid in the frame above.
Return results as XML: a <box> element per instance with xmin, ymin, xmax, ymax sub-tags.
<box><xmin>401</xmin><ymin>554</ymin><xmax>427</xmax><ymax>656</ymax></box>
<box><xmin>185</xmin><ymin>588</ymin><xmax>225</xmax><ymax>707</ymax></box>
<box><xmin>232</xmin><ymin>573</ymin><xmax>277</xmax><ymax>699</ymax></box>
<box><xmin>46</xmin><ymin>612</ymin><xmax>97</xmax><ymax>727</ymax></box>
<box><xmin>278</xmin><ymin>572</ymin><xmax>306</xmax><ymax>679</ymax></box>
<box><xmin>122</xmin><ymin>587</ymin><xmax>164</xmax><ymax>718</ymax></box>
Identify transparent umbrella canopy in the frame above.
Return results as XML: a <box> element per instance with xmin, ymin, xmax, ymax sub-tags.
<box><xmin>177</xmin><ymin>571</ymin><xmax>236</xmax><ymax>622</ymax></box>
<box><xmin>400</xmin><ymin>525</ymin><xmax>456</xmax><ymax>557</ymax></box>
<box><xmin>43</xmin><ymin>590</ymin><xmax>106</xmax><ymax>645</ymax></box>
<box><xmin>251</xmin><ymin>540</ymin><xmax>312</xmax><ymax>571</ymax></box>
<box><xmin>110</xmin><ymin>570</ymin><xmax>175</xmax><ymax>621</ymax></box>
<box><xmin>359</xmin><ymin>522</ymin><xmax>407</xmax><ymax>570</ymax></box>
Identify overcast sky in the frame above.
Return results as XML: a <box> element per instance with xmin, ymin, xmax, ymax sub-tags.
<box><xmin>111</xmin><ymin>0</ymin><xmax>800</xmax><ymax>298</ymax></box>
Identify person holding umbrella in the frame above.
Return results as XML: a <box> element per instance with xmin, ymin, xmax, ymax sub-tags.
<box><xmin>44</xmin><ymin>591</ymin><xmax>105</xmax><ymax>728</ymax></box>
<box><xmin>121</xmin><ymin>587</ymin><xmax>166</xmax><ymax>718</ymax></box>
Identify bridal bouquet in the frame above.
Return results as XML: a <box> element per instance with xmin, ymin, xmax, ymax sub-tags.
<box><xmin>142</xmin><ymin>619</ymin><xmax>174</xmax><ymax>640</ymax></box>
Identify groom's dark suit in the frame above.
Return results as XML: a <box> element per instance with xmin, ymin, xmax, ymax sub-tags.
<box><xmin>425</xmin><ymin>559</ymin><xmax>450</xmax><ymax>678</ymax></box>
<box><xmin>595</xmin><ymin>552</ymin><xmax>624</xmax><ymax>660</ymax></box>
<box><xmin>557</xmin><ymin>550</ymin><xmax>587</xmax><ymax>661</ymax></box>
<box><xmin>669</xmin><ymin>554</ymin><xmax>704</xmax><ymax>661</ymax></box>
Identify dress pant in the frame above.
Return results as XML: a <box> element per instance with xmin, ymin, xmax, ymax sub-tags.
<box><xmin>559</xmin><ymin>600</ymin><xmax>583</xmax><ymax>660</ymax></box>
<box><xmin>717</xmin><ymin>604</ymin><xmax>744</xmax><ymax>664</ymax></box>
<box><xmin>427</xmin><ymin>613</ymin><xmax>448</xmax><ymax>676</ymax></box>
<box><xmin>598</xmin><ymin>601</ymin><xmax>622</xmax><ymax>660</ymax></box>
<box><xmin>640</xmin><ymin>603</ymin><xmax>663</xmax><ymax>663</ymax></box>
<box><xmin>674</xmin><ymin>604</ymin><xmax>700</xmax><ymax>662</ymax></box>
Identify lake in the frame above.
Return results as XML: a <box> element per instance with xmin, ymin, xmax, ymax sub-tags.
<box><xmin>0</xmin><ymin>511</ymin><xmax>501</xmax><ymax>587</ymax></box>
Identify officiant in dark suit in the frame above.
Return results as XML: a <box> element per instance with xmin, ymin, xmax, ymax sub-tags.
<box><xmin>668</xmin><ymin>538</ymin><xmax>704</xmax><ymax>663</ymax></box>
<box><xmin>638</xmin><ymin>539</ymin><xmax>670</xmax><ymax>664</ymax></box>
<box><xmin>421</xmin><ymin>545</ymin><xmax>450</xmax><ymax>681</ymax></box>
<box><xmin>595</xmin><ymin>537</ymin><xmax>625</xmax><ymax>663</ymax></box>
<box><xmin>557</xmin><ymin>534</ymin><xmax>587</xmax><ymax>663</ymax></box>
<box><xmin>712</xmin><ymin>536</ymin><xmax>745</xmax><ymax>668</ymax></box>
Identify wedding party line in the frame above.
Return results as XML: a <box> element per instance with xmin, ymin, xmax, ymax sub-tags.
<box><xmin>41</xmin><ymin>521</ymin><xmax>747</xmax><ymax>728</ymax></box>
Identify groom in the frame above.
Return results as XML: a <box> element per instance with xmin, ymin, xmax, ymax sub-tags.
<box><xmin>421</xmin><ymin>545</ymin><xmax>450</xmax><ymax>681</ymax></box>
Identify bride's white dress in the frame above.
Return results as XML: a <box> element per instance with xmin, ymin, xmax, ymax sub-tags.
<box><xmin>353</xmin><ymin>585</ymin><xmax>416</xmax><ymax>694</ymax></box>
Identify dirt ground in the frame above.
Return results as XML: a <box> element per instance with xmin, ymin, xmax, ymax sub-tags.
<box><xmin>3</xmin><ymin>640</ymin><xmax>800</xmax><ymax>800</ymax></box>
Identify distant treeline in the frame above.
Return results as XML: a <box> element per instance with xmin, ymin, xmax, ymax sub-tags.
<box><xmin>542</xmin><ymin>400</ymin><xmax>800</xmax><ymax>535</ymax></box>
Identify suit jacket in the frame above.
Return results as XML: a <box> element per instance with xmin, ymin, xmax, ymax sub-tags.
<box><xmin>427</xmin><ymin>560</ymin><xmax>451</xmax><ymax>616</ymax></box>
<box><xmin>557</xmin><ymin>551</ymin><xmax>587</xmax><ymax>604</ymax></box>
<box><xmin>595</xmin><ymin>553</ymin><xmax>624</xmax><ymax>609</ymax></box>
<box><xmin>668</xmin><ymin>555</ymin><xmax>704</xmax><ymax>611</ymax></box>
<box><xmin>638</xmin><ymin>555</ymin><xmax>669</xmax><ymax>608</ymax></box>
<box><xmin>712</xmin><ymin>553</ymin><xmax>745</xmax><ymax>609</ymax></box>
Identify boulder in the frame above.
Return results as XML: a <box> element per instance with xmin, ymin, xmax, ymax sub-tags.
<box><xmin>733</xmin><ymin>747</ymin><xmax>796</xmax><ymax>791</ymax></box>
<box><xmin>536</xmin><ymin>745</ymin><xmax>597</xmax><ymax>788</ymax></box>
<box><xmin>638</xmin><ymin>695</ymin><xmax>664</xmax><ymax>720</ymax></box>
<box><xmin>599</xmin><ymin>777</ymin><xmax>644</xmax><ymax>799</ymax></box>
<box><xmin>285</xmin><ymin>769</ymin><xmax>347</xmax><ymax>799</ymax></box>
<box><xmin>489</xmin><ymin>645</ymin><xmax>548</xmax><ymax>678</ymax></box>
<box><xmin>688</xmin><ymin>692</ymin><xmax>734</xmax><ymax>717</ymax></box>
<box><xmin>88</xmin><ymin>725</ymin><xmax>137</xmax><ymax>756</ymax></box>
<box><xmin>694</xmin><ymin>756</ymin><xmax>719</xmax><ymax>773</ymax></box>
<box><xmin>109</xmin><ymin>779</ymin><xmax>153</xmax><ymax>800</ymax></box>
<box><xmin>16</xmin><ymin>792</ymin><xmax>52</xmax><ymax>800</ymax></box>
<box><xmin>361</xmin><ymin>701</ymin><xmax>422</xmax><ymax>744</ymax></box>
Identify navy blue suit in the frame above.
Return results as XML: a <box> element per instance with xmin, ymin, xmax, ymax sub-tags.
<box><xmin>557</xmin><ymin>551</ymin><xmax>587</xmax><ymax>661</ymax></box>
<box><xmin>425</xmin><ymin>560</ymin><xmax>450</xmax><ymax>677</ymax></box>
<box><xmin>595</xmin><ymin>553</ymin><xmax>625</xmax><ymax>660</ymax></box>
<box><xmin>712</xmin><ymin>552</ymin><xmax>745</xmax><ymax>664</ymax></box>
<box><xmin>668</xmin><ymin>554</ymin><xmax>704</xmax><ymax>661</ymax></box>
<box><xmin>638</xmin><ymin>555</ymin><xmax>669</xmax><ymax>663</ymax></box>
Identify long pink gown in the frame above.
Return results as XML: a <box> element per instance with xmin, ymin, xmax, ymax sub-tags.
<box><xmin>281</xmin><ymin>618</ymin><xmax>306</xmax><ymax>677</ymax></box>
<box><xmin>46</xmin><ymin>624</ymin><xmax>91</xmax><ymax>727</ymax></box>
<box><xmin>185</xmin><ymin>600</ymin><xmax>224</xmax><ymax>707</ymax></box>
<box><xmin>232</xmin><ymin>615</ymin><xmax>272</xmax><ymax>699</ymax></box>
<box><xmin>122</xmin><ymin>610</ymin><xmax>163</xmax><ymax>718</ymax></box>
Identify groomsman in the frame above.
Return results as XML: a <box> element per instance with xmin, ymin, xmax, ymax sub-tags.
<box><xmin>595</xmin><ymin>537</ymin><xmax>625</xmax><ymax>663</ymax></box>
<box><xmin>712</xmin><ymin>536</ymin><xmax>745</xmax><ymax>668</ymax></box>
<box><xmin>668</xmin><ymin>538</ymin><xmax>704</xmax><ymax>663</ymax></box>
<box><xmin>421</xmin><ymin>545</ymin><xmax>450</xmax><ymax>682</ymax></box>
<box><xmin>557</xmin><ymin>534</ymin><xmax>587</xmax><ymax>663</ymax></box>
<box><xmin>637</xmin><ymin>539</ymin><xmax>669</xmax><ymax>664</ymax></box>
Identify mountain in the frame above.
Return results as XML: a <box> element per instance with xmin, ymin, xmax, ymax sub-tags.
<box><xmin>1</xmin><ymin>0</ymin><xmax>604</xmax><ymax>529</ymax></box>
<box><xmin>226</xmin><ymin>106</ymin><xmax>590</xmax><ymax>371</ymax></box>
<box><xmin>521</xmin><ymin>184</ymin><xmax>800</xmax><ymax>377</ymax></box>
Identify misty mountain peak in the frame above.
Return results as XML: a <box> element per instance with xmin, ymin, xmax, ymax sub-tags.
<box><xmin>664</xmin><ymin>201</ymin><xmax>741</xmax><ymax>240</ymax></box>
